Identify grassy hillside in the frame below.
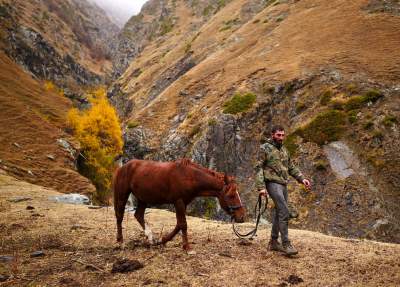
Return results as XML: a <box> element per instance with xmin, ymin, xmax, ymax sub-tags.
<box><xmin>0</xmin><ymin>52</ymin><xmax>95</xmax><ymax>194</ymax></box>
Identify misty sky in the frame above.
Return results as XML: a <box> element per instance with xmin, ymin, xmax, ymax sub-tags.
<box><xmin>91</xmin><ymin>0</ymin><xmax>148</xmax><ymax>27</ymax></box>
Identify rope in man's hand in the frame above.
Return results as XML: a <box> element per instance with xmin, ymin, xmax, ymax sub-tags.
<box><xmin>232</xmin><ymin>193</ymin><xmax>268</xmax><ymax>239</ymax></box>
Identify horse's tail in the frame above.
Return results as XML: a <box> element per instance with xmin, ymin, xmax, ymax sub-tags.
<box><xmin>112</xmin><ymin>164</ymin><xmax>131</xmax><ymax>242</ymax></box>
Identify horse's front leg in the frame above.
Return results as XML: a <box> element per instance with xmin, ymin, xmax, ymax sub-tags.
<box><xmin>161</xmin><ymin>199</ymin><xmax>190</xmax><ymax>250</ymax></box>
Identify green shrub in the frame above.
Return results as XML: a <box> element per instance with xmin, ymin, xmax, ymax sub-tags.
<box><xmin>276</xmin><ymin>15</ymin><xmax>285</xmax><ymax>22</ymax></box>
<box><xmin>223</xmin><ymin>92</ymin><xmax>257</xmax><ymax>114</ymax></box>
<box><xmin>297</xmin><ymin>110</ymin><xmax>346</xmax><ymax>145</ymax></box>
<box><xmin>160</xmin><ymin>17</ymin><xmax>174</xmax><ymax>35</ymax></box>
<box><xmin>346</xmin><ymin>83</ymin><xmax>359</xmax><ymax>94</ymax></box>
<box><xmin>343</xmin><ymin>89</ymin><xmax>383</xmax><ymax>111</ymax></box>
<box><xmin>284</xmin><ymin>134</ymin><xmax>299</xmax><ymax>156</ymax></box>
<box><xmin>202</xmin><ymin>5</ymin><xmax>213</xmax><ymax>16</ymax></box>
<box><xmin>127</xmin><ymin>120</ymin><xmax>140</xmax><ymax>129</ymax></box>
<box><xmin>347</xmin><ymin>110</ymin><xmax>359</xmax><ymax>124</ymax></box>
<box><xmin>363</xmin><ymin>121</ymin><xmax>374</xmax><ymax>130</ymax></box>
<box><xmin>204</xmin><ymin>198</ymin><xmax>217</xmax><ymax>219</ymax></box>
<box><xmin>343</xmin><ymin>95</ymin><xmax>365</xmax><ymax>111</ymax></box>
<box><xmin>220</xmin><ymin>18</ymin><xmax>240</xmax><ymax>31</ymax></box>
<box><xmin>314</xmin><ymin>160</ymin><xmax>328</xmax><ymax>171</ymax></box>
<box><xmin>382</xmin><ymin>115</ymin><xmax>397</xmax><ymax>127</ymax></box>
<box><xmin>217</xmin><ymin>0</ymin><xmax>227</xmax><ymax>10</ymax></box>
<box><xmin>189</xmin><ymin>124</ymin><xmax>201</xmax><ymax>137</ymax></box>
<box><xmin>330</xmin><ymin>99</ymin><xmax>345</xmax><ymax>110</ymax></box>
<box><xmin>208</xmin><ymin>119</ymin><xmax>217</xmax><ymax>126</ymax></box>
<box><xmin>320</xmin><ymin>89</ymin><xmax>333</xmax><ymax>105</ymax></box>
<box><xmin>295</xmin><ymin>101</ymin><xmax>306</xmax><ymax>113</ymax></box>
<box><xmin>184</xmin><ymin>42</ymin><xmax>192</xmax><ymax>54</ymax></box>
<box><xmin>364</xmin><ymin>89</ymin><xmax>383</xmax><ymax>102</ymax></box>
<box><xmin>372</xmin><ymin>130</ymin><xmax>384</xmax><ymax>141</ymax></box>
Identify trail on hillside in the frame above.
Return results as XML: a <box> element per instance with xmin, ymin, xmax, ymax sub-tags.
<box><xmin>1</xmin><ymin>172</ymin><xmax>399</xmax><ymax>287</ymax></box>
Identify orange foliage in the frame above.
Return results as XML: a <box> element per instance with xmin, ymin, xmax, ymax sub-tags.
<box><xmin>67</xmin><ymin>87</ymin><xmax>123</xmax><ymax>203</ymax></box>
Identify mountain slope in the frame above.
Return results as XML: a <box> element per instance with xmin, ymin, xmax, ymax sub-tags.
<box><xmin>110</xmin><ymin>0</ymin><xmax>400</xmax><ymax>242</ymax></box>
<box><xmin>0</xmin><ymin>0</ymin><xmax>119</xmax><ymax>101</ymax></box>
<box><xmin>0</xmin><ymin>51</ymin><xmax>95</xmax><ymax>195</ymax></box>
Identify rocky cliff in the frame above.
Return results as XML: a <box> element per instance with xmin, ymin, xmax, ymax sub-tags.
<box><xmin>110</xmin><ymin>0</ymin><xmax>400</xmax><ymax>243</ymax></box>
<box><xmin>0</xmin><ymin>0</ymin><xmax>119</xmax><ymax>103</ymax></box>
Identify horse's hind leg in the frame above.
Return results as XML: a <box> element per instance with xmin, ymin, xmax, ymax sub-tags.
<box><xmin>114</xmin><ymin>187</ymin><xmax>131</xmax><ymax>243</ymax></box>
<box><xmin>134</xmin><ymin>201</ymin><xmax>154</xmax><ymax>244</ymax></box>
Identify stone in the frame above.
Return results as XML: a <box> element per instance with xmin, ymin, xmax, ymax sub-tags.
<box><xmin>286</xmin><ymin>274</ymin><xmax>304</xmax><ymax>285</ymax></box>
<box><xmin>7</xmin><ymin>197</ymin><xmax>31</xmax><ymax>203</ymax></box>
<box><xmin>46</xmin><ymin>154</ymin><xmax>55</xmax><ymax>161</ymax></box>
<box><xmin>49</xmin><ymin>193</ymin><xmax>90</xmax><ymax>205</ymax></box>
<box><xmin>111</xmin><ymin>259</ymin><xmax>144</xmax><ymax>273</ymax></box>
<box><xmin>30</xmin><ymin>251</ymin><xmax>45</xmax><ymax>258</ymax></box>
<box><xmin>0</xmin><ymin>256</ymin><xmax>14</xmax><ymax>263</ymax></box>
<box><xmin>0</xmin><ymin>275</ymin><xmax>9</xmax><ymax>282</ymax></box>
<box><xmin>71</xmin><ymin>224</ymin><xmax>90</xmax><ymax>230</ymax></box>
<box><xmin>323</xmin><ymin>141</ymin><xmax>364</xmax><ymax>179</ymax></box>
<box><xmin>88</xmin><ymin>206</ymin><xmax>102</xmax><ymax>209</ymax></box>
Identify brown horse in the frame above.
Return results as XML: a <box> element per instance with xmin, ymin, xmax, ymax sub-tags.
<box><xmin>113</xmin><ymin>158</ymin><xmax>245</xmax><ymax>250</ymax></box>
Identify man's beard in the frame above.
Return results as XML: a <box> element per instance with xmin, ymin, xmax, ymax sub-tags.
<box><xmin>273</xmin><ymin>138</ymin><xmax>283</xmax><ymax>148</ymax></box>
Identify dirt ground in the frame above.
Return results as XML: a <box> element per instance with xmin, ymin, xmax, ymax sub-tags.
<box><xmin>0</xmin><ymin>171</ymin><xmax>399</xmax><ymax>287</ymax></box>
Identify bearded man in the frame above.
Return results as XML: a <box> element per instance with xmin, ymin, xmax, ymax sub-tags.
<box><xmin>255</xmin><ymin>125</ymin><xmax>311</xmax><ymax>255</ymax></box>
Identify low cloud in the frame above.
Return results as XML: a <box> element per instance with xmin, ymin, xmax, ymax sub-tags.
<box><xmin>90</xmin><ymin>0</ymin><xmax>148</xmax><ymax>27</ymax></box>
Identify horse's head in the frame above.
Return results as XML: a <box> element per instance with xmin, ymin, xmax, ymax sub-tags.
<box><xmin>218</xmin><ymin>175</ymin><xmax>246</xmax><ymax>223</ymax></box>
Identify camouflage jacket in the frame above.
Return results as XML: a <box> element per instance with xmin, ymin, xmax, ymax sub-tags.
<box><xmin>255</xmin><ymin>138</ymin><xmax>305</xmax><ymax>188</ymax></box>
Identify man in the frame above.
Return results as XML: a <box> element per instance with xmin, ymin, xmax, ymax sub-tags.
<box><xmin>255</xmin><ymin>125</ymin><xmax>311</xmax><ymax>255</ymax></box>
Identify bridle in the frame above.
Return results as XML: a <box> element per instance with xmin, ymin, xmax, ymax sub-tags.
<box><xmin>221</xmin><ymin>183</ymin><xmax>243</xmax><ymax>216</ymax></box>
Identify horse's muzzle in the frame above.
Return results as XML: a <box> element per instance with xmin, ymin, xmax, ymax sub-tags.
<box><xmin>234</xmin><ymin>216</ymin><xmax>245</xmax><ymax>223</ymax></box>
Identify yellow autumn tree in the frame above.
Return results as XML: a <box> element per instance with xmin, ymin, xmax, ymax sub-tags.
<box><xmin>67</xmin><ymin>87</ymin><xmax>123</xmax><ymax>204</ymax></box>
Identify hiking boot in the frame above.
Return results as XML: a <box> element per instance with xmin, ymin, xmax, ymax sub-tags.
<box><xmin>268</xmin><ymin>239</ymin><xmax>285</xmax><ymax>252</ymax></box>
<box><xmin>282</xmin><ymin>242</ymin><xmax>298</xmax><ymax>255</ymax></box>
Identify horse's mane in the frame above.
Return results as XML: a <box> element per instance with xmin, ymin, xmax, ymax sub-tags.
<box><xmin>176</xmin><ymin>158</ymin><xmax>225</xmax><ymax>182</ymax></box>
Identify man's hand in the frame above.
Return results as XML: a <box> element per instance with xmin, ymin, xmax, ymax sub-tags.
<box><xmin>259</xmin><ymin>189</ymin><xmax>267</xmax><ymax>197</ymax></box>
<box><xmin>302</xmin><ymin>179</ymin><xmax>311</xmax><ymax>190</ymax></box>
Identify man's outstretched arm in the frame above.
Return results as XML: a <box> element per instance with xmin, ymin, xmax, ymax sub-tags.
<box><xmin>288</xmin><ymin>157</ymin><xmax>311</xmax><ymax>190</ymax></box>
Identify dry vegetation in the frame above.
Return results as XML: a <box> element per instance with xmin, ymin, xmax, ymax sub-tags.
<box><xmin>1</xmin><ymin>172</ymin><xmax>399</xmax><ymax>287</ymax></box>
<box><xmin>118</xmin><ymin>0</ymin><xmax>400</xmax><ymax>145</ymax></box>
<box><xmin>0</xmin><ymin>52</ymin><xmax>95</xmax><ymax>195</ymax></box>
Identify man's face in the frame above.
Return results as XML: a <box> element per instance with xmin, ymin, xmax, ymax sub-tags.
<box><xmin>272</xmin><ymin>130</ymin><xmax>285</xmax><ymax>144</ymax></box>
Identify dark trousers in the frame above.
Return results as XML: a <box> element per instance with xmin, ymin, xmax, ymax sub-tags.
<box><xmin>266</xmin><ymin>182</ymin><xmax>290</xmax><ymax>244</ymax></box>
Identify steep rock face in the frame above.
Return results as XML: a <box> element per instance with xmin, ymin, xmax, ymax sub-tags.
<box><xmin>113</xmin><ymin>0</ymin><xmax>400</xmax><ymax>242</ymax></box>
<box><xmin>0</xmin><ymin>0</ymin><xmax>119</xmax><ymax>101</ymax></box>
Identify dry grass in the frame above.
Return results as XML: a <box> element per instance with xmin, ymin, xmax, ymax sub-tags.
<box><xmin>0</xmin><ymin>172</ymin><xmax>399</xmax><ymax>287</ymax></box>
<box><xmin>0</xmin><ymin>52</ymin><xmax>95</xmax><ymax>196</ymax></box>
<box><xmin>119</xmin><ymin>0</ymin><xmax>400</xmax><ymax>147</ymax></box>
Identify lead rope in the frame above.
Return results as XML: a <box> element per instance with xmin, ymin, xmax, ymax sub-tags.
<box><xmin>232</xmin><ymin>194</ymin><xmax>268</xmax><ymax>239</ymax></box>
